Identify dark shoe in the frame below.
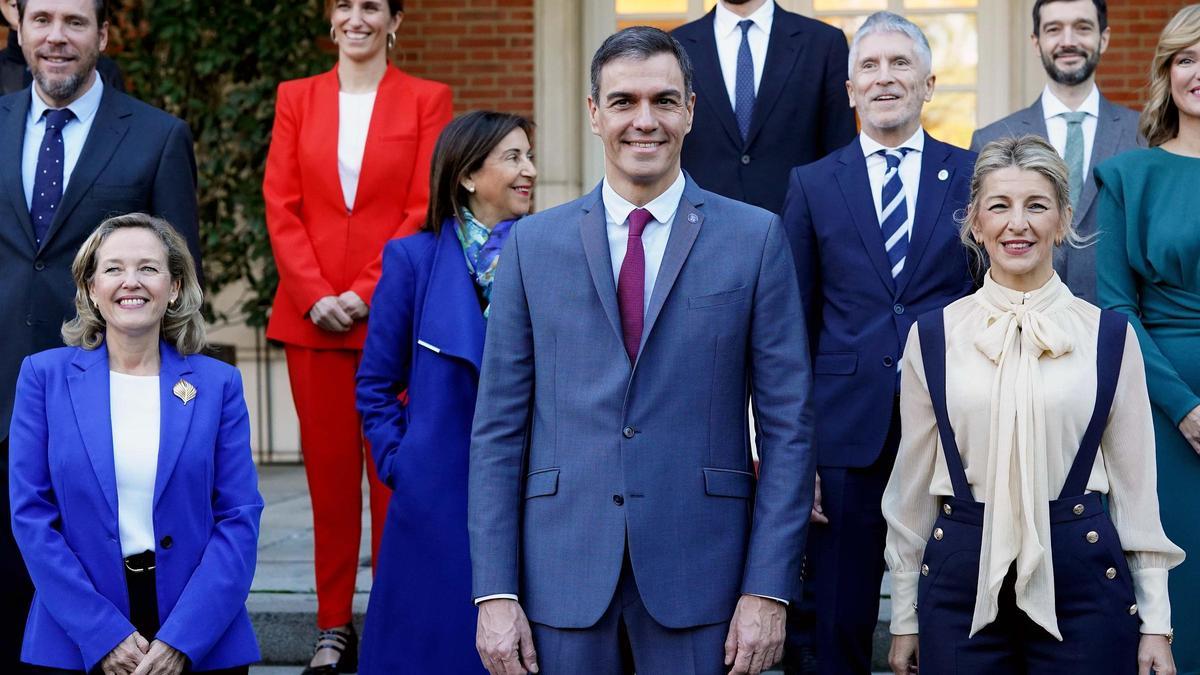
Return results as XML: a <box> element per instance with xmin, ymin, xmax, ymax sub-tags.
<box><xmin>301</xmin><ymin>624</ymin><xmax>358</xmax><ymax>674</ymax></box>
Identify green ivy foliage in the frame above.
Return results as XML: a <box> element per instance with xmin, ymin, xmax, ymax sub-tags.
<box><xmin>111</xmin><ymin>0</ymin><xmax>332</xmax><ymax>327</ymax></box>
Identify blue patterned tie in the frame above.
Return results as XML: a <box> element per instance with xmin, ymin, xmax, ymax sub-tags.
<box><xmin>1061</xmin><ymin>111</ymin><xmax>1087</xmax><ymax>211</ymax></box>
<box><xmin>879</xmin><ymin>148</ymin><xmax>912</xmax><ymax>279</ymax></box>
<box><xmin>30</xmin><ymin>108</ymin><xmax>74</xmax><ymax>244</ymax></box>
<box><xmin>734</xmin><ymin>19</ymin><xmax>755</xmax><ymax>143</ymax></box>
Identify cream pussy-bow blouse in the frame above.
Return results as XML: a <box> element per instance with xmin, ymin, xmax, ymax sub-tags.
<box><xmin>883</xmin><ymin>272</ymin><xmax>1184</xmax><ymax>639</ymax></box>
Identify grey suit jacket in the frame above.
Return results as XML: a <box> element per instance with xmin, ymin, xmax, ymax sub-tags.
<box><xmin>969</xmin><ymin>94</ymin><xmax>1142</xmax><ymax>303</ymax></box>
<box><xmin>468</xmin><ymin>177</ymin><xmax>816</xmax><ymax>630</ymax></box>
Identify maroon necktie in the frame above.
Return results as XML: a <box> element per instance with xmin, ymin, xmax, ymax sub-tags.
<box><xmin>617</xmin><ymin>208</ymin><xmax>653</xmax><ymax>362</ymax></box>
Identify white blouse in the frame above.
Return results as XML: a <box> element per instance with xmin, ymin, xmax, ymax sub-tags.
<box><xmin>337</xmin><ymin>90</ymin><xmax>378</xmax><ymax>211</ymax></box>
<box><xmin>883</xmin><ymin>273</ymin><xmax>1184</xmax><ymax>638</ymax></box>
<box><xmin>110</xmin><ymin>372</ymin><xmax>160</xmax><ymax>558</ymax></box>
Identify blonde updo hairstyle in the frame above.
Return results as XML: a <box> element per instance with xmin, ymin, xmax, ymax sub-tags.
<box><xmin>959</xmin><ymin>135</ymin><xmax>1081</xmax><ymax>273</ymax></box>
<box><xmin>1139</xmin><ymin>4</ymin><xmax>1200</xmax><ymax>147</ymax></box>
<box><xmin>62</xmin><ymin>213</ymin><xmax>207</xmax><ymax>354</ymax></box>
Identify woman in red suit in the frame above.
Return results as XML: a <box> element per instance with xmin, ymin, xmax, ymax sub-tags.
<box><xmin>262</xmin><ymin>1</ymin><xmax>452</xmax><ymax>672</ymax></box>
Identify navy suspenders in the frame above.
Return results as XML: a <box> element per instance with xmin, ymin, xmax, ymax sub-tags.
<box><xmin>916</xmin><ymin>308</ymin><xmax>1129</xmax><ymax>502</ymax></box>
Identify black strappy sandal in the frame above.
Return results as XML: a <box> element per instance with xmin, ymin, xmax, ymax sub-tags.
<box><xmin>301</xmin><ymin>624</ymin><xmax>358</xmax><ymax>674</ymax></box>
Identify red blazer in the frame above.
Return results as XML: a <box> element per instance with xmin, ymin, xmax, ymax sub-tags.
<box><xmin>263</xmin><ymin>65</ymin><xmax>453</xmax><ymax>349</ymax></box>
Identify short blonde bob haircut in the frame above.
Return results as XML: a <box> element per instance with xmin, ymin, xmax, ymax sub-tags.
<box><xmin>1140</xmin><ymin>4</ymin><xmax>1200</xmax><ymax>147</ymax></box>
<box><xmin>960</xmin><ymin>135</ymin><xmax>1080</xmax><ymax>273</ymax></box>
<box><xmin>62</xmin><ymin>213</ymin><xmax>207</xmax><ymax>354</ymax></box>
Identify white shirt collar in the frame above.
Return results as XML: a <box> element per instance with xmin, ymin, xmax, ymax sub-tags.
<box><xmin>1041</xmin><ymin>84</ymin><xmax>1100</xmax><ymax>119</ymax></box>
<box><xmin>714</xmin><ymin>0</ymin><xmax>774</xmax><ymax>40</ymax></box>
<box><xmin>30</xmin><ymin>72</ymin><xmax>104</xmax><ymax>126</ymax></box>
<box><xmin>602</xmin><ymin>171</ymin><xmax>687</xmax><ymax>226</ymax></box>
<box><xmin>860</xmin><ymin>126</ymin><xmax>926</xmax><ymax>157</ymax></box>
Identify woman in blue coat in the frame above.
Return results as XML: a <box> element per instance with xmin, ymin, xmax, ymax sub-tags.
<box><xmin>356</xmin><ymin>110</ymin><xmax>536</xmax><ymax>674</ymax></box>
<box><xmin>9</xmin><ymin>213</ymin><xmax>262</xmax><ymax>674</ymax></box>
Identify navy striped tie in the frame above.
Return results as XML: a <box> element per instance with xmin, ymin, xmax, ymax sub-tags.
<box><xmin>879</xmin><ymin>148</ymin><xmax>912</xmax><ymax>279</ymax></box>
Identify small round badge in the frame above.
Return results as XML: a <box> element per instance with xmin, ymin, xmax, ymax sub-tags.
<box><xmin>938</xmin><ymin>169</ymin><xmax>949</xmax><ymax>181</ymax></box>
<box><xmin>688</xmin><ymin>213</ymin><xmax>698</xmax><ymax>223</ymax></box>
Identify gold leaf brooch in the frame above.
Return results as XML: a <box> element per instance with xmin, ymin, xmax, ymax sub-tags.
<box><xmin>173</xmin><ymin>379</ymin><xmax>197</xmax><ymax>405</ymax></box>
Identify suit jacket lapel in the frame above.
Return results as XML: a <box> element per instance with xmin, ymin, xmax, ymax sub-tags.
<box><xmin>154</xmin><ymin>342</ymin><xmax>195</xmax><ymax>509</ymax></box>
<box><xmin>66</xmin><ymin>345</ymin><xmax>118</xmax><ymax>518</ymax></box>
<box><xmin>1</xmin><ymin>93</ymin><xmax>36</xmax><ymax>249</ymax></box>
<box><xmin>681</xmin><ymin>12</ymin><xmax>743</xmax><ymax>149</ymax></box>
<box><xmin>895</xmin><ymin>137</ymin><xmax>954</xmax><ymax>297</ymax></box>
<box><xmin>353</xmin><ymin>66</ymin><xmax>405</xmax><ymax>212</ymax></box>
<box><xmin>745</xmin><ymin>11</ymin><xmax>806</xmax><ymax>148</ymax></box>
<box><xmin>580</xmin><ymin>185</ymin><xmax>624</xmax><ymax>351</ymax></box>
<box><xmin>416</xmin><ymin>224</ymin><xmax>486</xmax><ymax>373</ymax></box>
<box><xmin>1076</xmin><ymin>96</ymin><xmax>1124</xmax><ymax>223</ymax></box>
<box><xmin>43</xmin><ymin>86</ymin><xmax>131</xmax><ymax>250</ymax></box>
<box><xmin>836</xmin><ymin>140</ymin><xmax>895</xmax><ymax>292</ymax></box>
<box><xmin>1021</xmin><ymin>98</ymin><xmax>1049</xmax><ymax>138</ymax></box>
<box><xmin>641</xmin><ymin>181</ymin><xmax>704</xmax><ymax>358</ymax></box>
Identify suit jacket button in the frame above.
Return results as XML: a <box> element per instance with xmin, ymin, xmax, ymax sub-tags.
<box><xmin>882</xmin><ymin>356</ymin><xmax>895</xmax><ymax>367</ymax></box>
<box><xmin>943</xmin><ymin>503</ymin><xmax>953</xmax><ymax>515</ymax></box>
<box><xmin>741</xmin><ymin>154</ymin><xmax>751</xmax><ymax>165</ymax></box>
<box><xmin>932</xmin><ymin>528</ymin><xmax>943</xmax><ymax>541</ymax></box>
<box><xmin>1085</xmin><ymin>531</ymin><xmax>1099</xmax><ymax>544</ymax></box>
<box><xmin>893</xmin><ymin>303</ymin><xmax>904</xmax><ymax>315</ymax></box>
<box><xmin>612</xmin><ymin>495</ymin><xmax>624</xmax><ymax>506</ymax></box>
<box><xmin>1073</xmin><ymin>503</ymin><xmax>1085</xmax><ymax>515</ymax></box>
<box><xmin>1106</xmin><ymin>567</ymin><xmax>1117</xmax><ymax>580</ymax></box>
<box><xmin>920</xmin><ymin>564</ymin><xmax>929</xmax><ymax>576</ymax></box>
<box><xmin>160</xmin><ymin>535</ymin><xmax>173</xmax><ymax>549</ymax></box>
<box><xmin>622</xmin><ymin>426</ymin><xmax>635</xmax><ymax>439</ymax></box>
<box><xmin>25</xmin><ymin>315</ymin><xmax>34</xmax><ymax>327</ymax></box>
<box><xmin>34</xmin><ymin>261</ymin><xmax>45</xmax><ymax>271</ymax></box>
<box><xmin>1129</xmin><ymin>604</ymin><xmax>1138</xmax><ymax>615</ymax></box>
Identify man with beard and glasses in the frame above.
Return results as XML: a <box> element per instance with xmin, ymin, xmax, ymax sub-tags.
<box><xmin>0</xmin><ymin>1</ymin><xmax>199</xmax><ymax>669</ymax></box>
<box><xmin>672</xmin><ymin>0</ymin><xmax>856</xmax><ymax>215</ymax></box>
<box><xmin>970</xmin><ymin>0</ymin><xmax>1140</xmax><ymax>304</ymax></box>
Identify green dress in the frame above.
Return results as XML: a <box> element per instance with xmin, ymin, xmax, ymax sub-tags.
<box><xmin>1097</xmin><ymin>147</ymin><xmax>1200</xmax><ymax>674</ymax></box>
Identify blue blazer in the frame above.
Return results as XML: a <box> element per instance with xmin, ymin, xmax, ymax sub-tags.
<box><xmin>355</xmin><ymin>227</ymin><xmax>486</xmax><ymax>673</ymax></box>
<box><xmin>673</xmin><ymin>6</ymin><xmax>857</xmax><ymax>214</ymax></box>
<box><xmin>781</xmin><ymin>134</ymin><xmax>976</xmax><ymax>468</ymax></box>
<box><xmin>469</xmin><ymin>177</ymin><xmax>816</xmax><ymax>629</ymax></box>
<box><xmin>8</xmin><ymin>343</ymin><xmax>262</xmax><ymax>671</ymax></box>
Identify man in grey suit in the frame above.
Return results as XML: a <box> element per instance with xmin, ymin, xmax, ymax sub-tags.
<box><xmin>970</xmin><ymin>0</ymin><xmax>1139</xmax><ymax>303</ymax></box>
<box><xmin>469</xmin><ymin>26</ymin><xmax>815</xmax><ymax>675</ymax></box>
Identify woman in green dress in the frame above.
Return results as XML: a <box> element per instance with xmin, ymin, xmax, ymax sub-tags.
<box><xmin>1096</xmin><ymin>5</ymin><xmax>1200</xmax><ymax>673</ymax></box>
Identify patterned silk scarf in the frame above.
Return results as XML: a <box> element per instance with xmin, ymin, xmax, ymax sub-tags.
<box><xmin>452</xmin><ymin>207</ymin><xmax>517</xmax><ymax>319</ymax></box>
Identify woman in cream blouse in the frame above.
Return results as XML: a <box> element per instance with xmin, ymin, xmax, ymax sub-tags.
<box><xmin>883</xmin><ymin>136</ymin><xmax>1183</xmax><ymax>675</ymax></box>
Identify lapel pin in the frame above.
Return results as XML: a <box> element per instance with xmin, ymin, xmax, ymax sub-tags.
<box><xmin>172</xmin><ymin>379</ymin><xmax>197</xmax><ymax>406</ymax></box>
<box><xmin>938</xmin><ymin>169</ymin><xmax>949</xmax><ymax>181</ymax></box>
<box><xmin>688</xmin><ymin>213</ymin><xmax>698</xmax><ymax>223</ymax></box>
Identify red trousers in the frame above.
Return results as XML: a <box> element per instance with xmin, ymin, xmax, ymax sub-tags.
<box><xmin>285</xmin><ymin>346</ymin><xmax>390</xmax><ymax>628</ymax></box>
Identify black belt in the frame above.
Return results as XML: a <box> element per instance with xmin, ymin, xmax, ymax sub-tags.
<box><xmin>124</xmin><ymin>550</ymin><xmax>156</xmax><ymax>574</ymax></box>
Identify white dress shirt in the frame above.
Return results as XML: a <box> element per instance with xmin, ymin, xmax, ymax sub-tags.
<box><xmin>110</xmin><ymin>372</ymin><xmax>160</xmax><ymax>558</ymax></box>
<box><xmin>22</xmin><ymin>75</ymin><xmax>104</xmax><ymax>211</ymax></box>
<box><xmin>713</xmin><ymin>0</ymin><xmax>773</xmax><ymax>111</ymax></box>
<box><xmin>861</xmin><ymin>127</ymin><xmax>925</xmax><ymax>233</ymax></box>
<box><xmin>1041</xmin><ymin>84</ymin><xmax>1099</xmax><ymax>178</ymax></box>
<box><xmin>602</xmin><ymin>171</ymin><xmax>686</xmax><ymax>316</ymax></box>
<box><xmin>338</xmin><ymin>90</ymin><xmax>377</xmax><ymax>211</ymax></box>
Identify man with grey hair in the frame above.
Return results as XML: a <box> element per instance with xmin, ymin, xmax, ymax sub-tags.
<box><xmin>970</xmin><ymin>0</ymin><xmax>1139</xmax><ymax>304</ymax></box>
<box><xmin>470</xmin><ymin>25</ymin><xmax>815</xmax><ymax>675</ymax></box>
<box><xmin>779</xmin><ymin>11</ymin><xmax>975</xmax><ymax>674</ymax></box>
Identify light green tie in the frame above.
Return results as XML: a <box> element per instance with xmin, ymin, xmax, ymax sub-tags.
<box><xmin>1061</xmin><ymin>111</ymin><xmax>1087</xmax><ymax>211</ymax></box>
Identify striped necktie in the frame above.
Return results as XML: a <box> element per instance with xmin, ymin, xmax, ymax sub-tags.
<box><xmin>879</xmin><ymin>148</ymin><xmax>912</xmax><ymax>279</ymax></box>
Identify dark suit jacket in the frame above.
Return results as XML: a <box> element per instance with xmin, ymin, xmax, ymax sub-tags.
<box><xmin>673</xmin><ymin>4</ymin><xmax>857</xmax><ymax>214</ymax></box>
<box><xmin>0</xmin><ymin>83</ymin><xmax>200</xmax><ymax>443</ymax></box>
<box><xmin>469</xmin><ymin>177</ymin><xmax>815</xmax><ymax>629</ymax></box>
<box><xmin>781</xmin><ymin>134</ymin><xmax>976</xmax><ymax>468</ymax></box>
<box><xmin>969</xmin><ymin>94</ymin><xmax>1142</xmax><ymax>303</ymax></box>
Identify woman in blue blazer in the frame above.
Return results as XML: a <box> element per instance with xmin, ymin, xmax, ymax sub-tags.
<box><xmin>8</xmin><ymin>214</ymin><xmax>262</xmax><ymax>674</ymax></box>
<box><xmin>355</xmin><ymin>111</ymin><xmax>536</xmax><ymax>674</ymax></box>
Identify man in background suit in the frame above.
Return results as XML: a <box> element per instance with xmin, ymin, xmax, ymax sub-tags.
<box><xmin>0</xmin><ymin>0</ymin><xmax>122</xmax><ymax>94</ymax></box>
<box><xmin>970</xmin><ymin>0</ymin><xmax>1138</xmax><ymax>304</ymax></box>
<box><xmin>673</xmin><ymin>0</ymin><xmax>856</xmax><ymax>214</ymax></box>
<box><xmin>781</xmin><ymin>12</ymin><xmax>975</xmax><ymax>674</ymax></box>
<box><xmin>0</xmin><ymin>0</ymin><xmax>199</xmax><ymax>667</ymax></box>
<box><xmin>470</xmin><ymin>26</ymin><xmax>815</xmax><ymax>675</ymax></box>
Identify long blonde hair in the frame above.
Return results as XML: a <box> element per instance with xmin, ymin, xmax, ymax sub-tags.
<box><xmin>62</xmin><ymin>213</ymin><xmax>207</xmax><ymax>354</ymax></box>
<box><xmin>1139</xmin><ymin>4</ymin><xmax>1200</xmax><ymax>147</ymax></box>
<box><xmin>960</xmin><ymin>135</ymin><xmax>1078</xmax><ymax>274</ymax></box>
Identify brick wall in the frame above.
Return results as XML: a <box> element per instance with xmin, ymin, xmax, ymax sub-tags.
<box><xmin>1095</xmin><ymin>0</ymin><xmax>1193</xmax><ymax>108</ymax></box>
<box><xmin>394</xmin><ymin>0</ymin><xmax>536</xmax><ymax>120</ymax></box>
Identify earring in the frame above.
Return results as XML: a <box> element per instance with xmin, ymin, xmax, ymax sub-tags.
<box><xmin>464</xmin><ymin>183</ymin><xmax>475</xmax><ymax>193</ymax></box>
<box><xmin>330</xmin><ymin>25</ymin><xmax>337</xmax><ymax>43</ymax></box>
<box><xmin>387</xmin><ymin>32</ymin><xmax>396</xmax><ymax>51</ymax></box>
